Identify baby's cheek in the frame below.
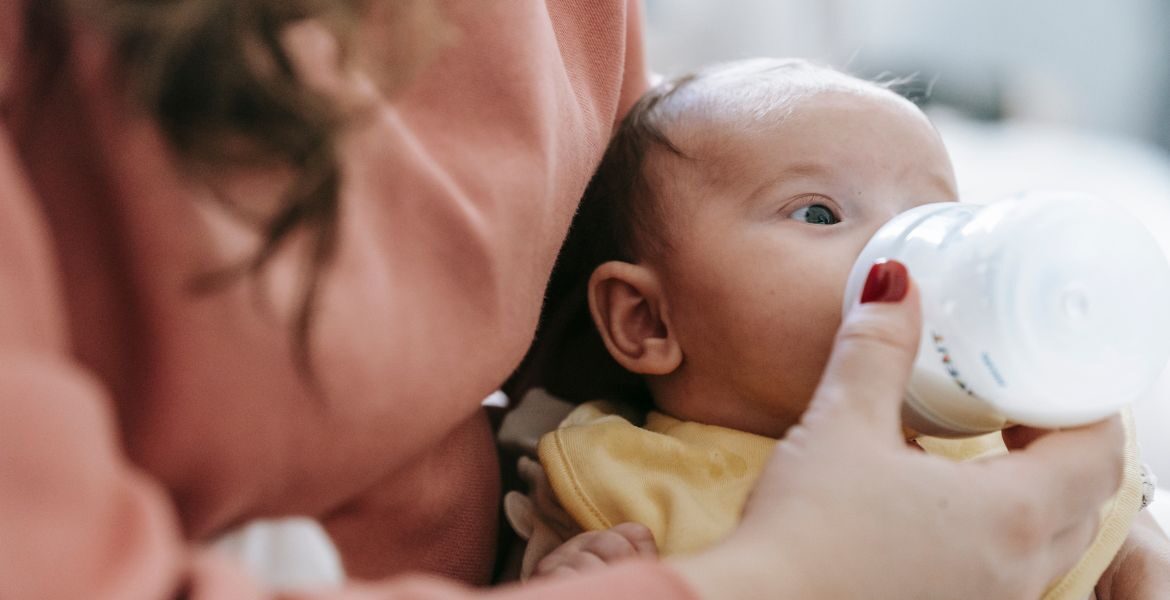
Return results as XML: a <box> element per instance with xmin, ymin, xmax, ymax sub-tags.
<box><xmin>782</xmin><ymin>310</ymin><xmax>843</xmax><ymax>396</ymax></box>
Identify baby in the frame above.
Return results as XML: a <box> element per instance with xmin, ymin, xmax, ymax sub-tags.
<box><xmin>503</xmin><ymin>59</ymin><xmax>1146</xmax><ymax>598</ymax></box>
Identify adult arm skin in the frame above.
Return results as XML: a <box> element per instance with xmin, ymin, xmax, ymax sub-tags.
<box><xmin>1096</xmin><ymin>511</ymin><xmax>1170</xmax><ymax>599</ymax></box>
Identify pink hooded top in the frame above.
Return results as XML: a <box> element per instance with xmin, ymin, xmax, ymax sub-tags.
<box><xmin>0</xmin><ymin>0</ymin><xmax>697</xmax><ymax>598</ymax></box>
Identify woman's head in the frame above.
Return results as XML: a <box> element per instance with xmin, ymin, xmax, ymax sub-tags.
<box><xmin>535</xmin><ymin>59</ymin><xmax>957</xmax><ymax>436</ymax></box>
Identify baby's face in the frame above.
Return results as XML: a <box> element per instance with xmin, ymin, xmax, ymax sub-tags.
<box><xmin>651</xmin><ymin>88</ymin><xmax>957</xmax><ymax>437</ymax></box>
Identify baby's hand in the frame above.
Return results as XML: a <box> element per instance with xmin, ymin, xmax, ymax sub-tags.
<box><xmin>533</xmin><ymin>522</ymin><xmax>658</xmax><ymax>578</ymax></box>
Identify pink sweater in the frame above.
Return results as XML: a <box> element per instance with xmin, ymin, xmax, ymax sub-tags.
<box><xmin>0</xmin><ymin>0</ymin><xmax>696</xmax><ymax>598</ymax></box>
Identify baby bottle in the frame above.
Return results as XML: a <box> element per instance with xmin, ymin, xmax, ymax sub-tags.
<box><xmin>842</xmin><ymin>191</ymin><xmax>1170</xmax><ymax>437</ymax></box>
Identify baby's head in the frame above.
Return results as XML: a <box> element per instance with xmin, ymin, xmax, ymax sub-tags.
<box><xmin>563</xmin><ymin>59</ymin><xmax>957</xmax><ymax>437</ymax></box>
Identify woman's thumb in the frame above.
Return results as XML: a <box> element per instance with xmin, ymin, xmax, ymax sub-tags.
<box><xmin>803</xmin><ymin>260</ymin><xmax>922</xmax><ymax>439</ymax></box>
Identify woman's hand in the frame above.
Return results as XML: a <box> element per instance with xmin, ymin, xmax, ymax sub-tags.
<box><xmin>671</xmin><ymin>262</ymin><xmax>1126</xmax><ymax>599</ymax></box>
<box><xmin>1096</xmin><ymin>511</ymin><xmax>1170</xmax><ymax>599</ymax></box>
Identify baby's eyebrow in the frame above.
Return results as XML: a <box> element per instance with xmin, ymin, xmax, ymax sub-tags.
<box><xmin>743</xmin><ymin>162</ymin><xmax>834</xmax><ymax>205</ymax></box>
<box><xmin>777</xmin><ymin>163</ymin><xmax>834</xmax><ymax>179</ymax></box>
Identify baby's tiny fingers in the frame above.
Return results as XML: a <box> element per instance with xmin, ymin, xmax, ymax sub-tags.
<box><xmin>581</xmin><ymin>529</ymin><xmax>642</xmax><ymax>561</ymax></box>
<box><xmin>609</xmin><ymin>522</ymin><xmax>658</xmax><ymax>556</ymax></box>
<box><xmin>566</xmin><ymin>551</ymin><xmax>610</xmax><ymax>573</ymax></box>
<box><xmin>534</xmin><ymin>525</ymin><xmax>659</xmax><ymax>578</ymax></box>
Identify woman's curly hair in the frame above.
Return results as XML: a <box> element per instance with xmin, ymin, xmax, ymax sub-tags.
<box><xmin>27</xmin><ymin>0</ymin><xmax>444</xmax><ymax>377</ymax></box>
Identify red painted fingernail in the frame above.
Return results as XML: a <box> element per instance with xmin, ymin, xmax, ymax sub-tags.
<box><xmin>860</xmin><ymin>259</ymin><xmax>909</xmax><ymax>304</ymax></box>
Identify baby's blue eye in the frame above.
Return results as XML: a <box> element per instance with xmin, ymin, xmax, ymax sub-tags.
<box><xmin>791</xmin><ymin>204</ymin><xmax>840</xmax><ymax>225</ymax></box>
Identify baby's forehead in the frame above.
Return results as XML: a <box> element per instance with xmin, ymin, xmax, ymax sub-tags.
<box><xmin>631</xmin><ymin>61</ymin><xmax>935</xmax><ymax>239</ymax></box>
<box><xmin>652</xmin><ymin>64</ymin><xmax>917</xmax><ymax>184</ymax></box>
<box><xmin>662</xmin><ymin>63</ymin><xmax>897</xmax><ymax>153</ymax></box>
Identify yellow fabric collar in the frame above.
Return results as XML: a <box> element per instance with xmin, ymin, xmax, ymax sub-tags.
<box><xmin>539</xmin><ymin>400</ymin><xmax>775</xmax><ymax>556</ymax></box>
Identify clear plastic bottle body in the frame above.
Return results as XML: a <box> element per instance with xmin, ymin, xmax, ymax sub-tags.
<box><xmin>843</xmin><ymin>193</ymin><xmax>1170</xmax><ymax>437</ymax></box>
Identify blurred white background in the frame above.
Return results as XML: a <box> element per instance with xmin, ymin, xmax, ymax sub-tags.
<box><xmin>644</xmin><ymin>0</ymin><xmax>1170</xmax><ymax>148</ymax></box>
<box><xmin>645</xmin><ymin>0</ymin><xmax>1170</xmax><ymax>482</ymax></box>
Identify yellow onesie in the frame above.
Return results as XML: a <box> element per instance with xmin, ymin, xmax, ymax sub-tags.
<box><xmin>536</xmin><ymin>400</ymin><xmax>1143</xmax><ymax>599</ymax></box>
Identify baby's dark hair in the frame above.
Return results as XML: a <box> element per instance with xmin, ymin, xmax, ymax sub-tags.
<box><xmin>26</xmin><ymin>0</ymin><xmax>449</xmax><ymax>382</ymax></box>
<box><xmin>502</xmin><ymin>73</ymin><xmax>702</xmax><ymax>408</ymax></box>
<box><xmin>575</xmin><ymin>76</ymin><xmax>694</xmax><ymax>265</ymax></box>
<box><xmin>505</xmin><ymin>59</ymin><xmax>897</xmax><ymax>407</ymax></box>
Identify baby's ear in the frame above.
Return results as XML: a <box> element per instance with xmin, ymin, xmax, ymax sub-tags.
<box><xmin>587</xmin><ymin>261</ymin><xmax>682</xmax><ymax>376</ymax></box>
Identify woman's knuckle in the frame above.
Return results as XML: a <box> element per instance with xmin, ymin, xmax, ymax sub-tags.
<box><xmin>837</xmin><ymin>319</ymin><xmax>914</xmax><ymax>361</ymax></box>
<box><xmin>1002</xmin><ymin>495</ymin><xmax>1048</xmax><ymax>551</ymax></box>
